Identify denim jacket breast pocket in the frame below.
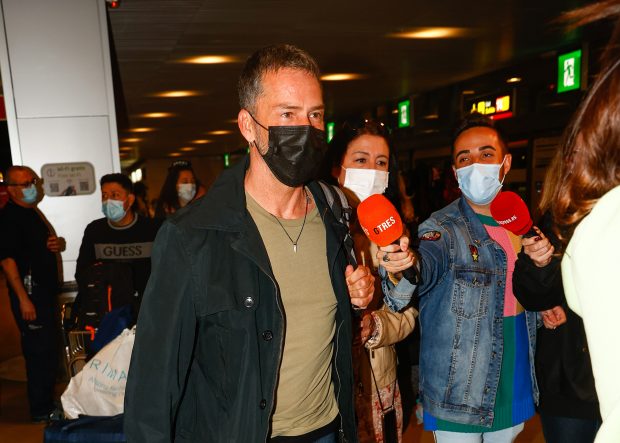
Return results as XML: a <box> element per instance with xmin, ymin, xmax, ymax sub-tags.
<box><xmin>451</xmin><ymin>269</ymin><xmax>492</xmax><ymax>319</ymax></box>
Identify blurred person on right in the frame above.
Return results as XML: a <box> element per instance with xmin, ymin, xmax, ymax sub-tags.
<box><xmin>154</xmin><ymin>160</ymin><xmax>201</xmax><ymax>218</ymax></box>
<box><xmin>512</xmin><ymin>148</ymin><xmax>600</xmax><ymax>443</ymax></box>
<box><xmin>548</xmin><ymin>1</ymin><xmax>620</xmax><ymax>441</ymax></box>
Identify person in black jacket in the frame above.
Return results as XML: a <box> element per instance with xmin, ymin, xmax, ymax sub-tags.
<box><xmin>124</xmin><ymin>44</ymin><xmax>374</xmax><ymax>443</ymax></box>
<box><xmin>513</xmin><ymin>150</ymin><xmax>600</xmax><ymax>443</ymax></box>
<box><xmin>75</xmin><ymin>173</ymin><xmax>162</xmax><ymax>323</ymax></box>
<box><xmin>0</xmin><ymin>166</ymin><xmax>64</xmax><ymax>422</ymax></box>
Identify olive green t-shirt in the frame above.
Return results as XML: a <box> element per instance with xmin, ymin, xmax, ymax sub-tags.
<box><xmin>246</xmin><ymin>192</ymin><xmax>339</xmax><ymax>437</ymax></box>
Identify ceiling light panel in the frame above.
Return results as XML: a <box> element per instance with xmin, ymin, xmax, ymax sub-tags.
<box><xmin>388</xmin><ymin>27</ymin><xmax>471</xmax><ymax>39</ymax></box>
<box><xmin>207</xmin><ymin>130</ymin><xmax>233</xmax><ymax>135</ymax></box>
<box><xmin>140</xmin><ymin>112</ymin><xmax>175</xmax><ymax>118</ymax></box>
<box><xmin>151</xmin><ymin>90</ymin><xmax>201</xmax><ymax>98</ymax></box>
<box><xmin>129</xmin><ymin>127</ymin><xmax>155</xmax><ymax>133</ymax></box>
<box><xmin>181</xmin><ymin>55</ymin><xmax>239</xmax><ymax>64</ymax></box>
<box><xmin>320</xmin><ymin>73</ymin><xmax>366</xmax><ymax>81</ymax></box>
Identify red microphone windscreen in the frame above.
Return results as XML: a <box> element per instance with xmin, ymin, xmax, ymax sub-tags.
<box><xmin>490</xmin><ymin>191</ymin><xmax>533</xmax><ymax>235</ymax></box>
<box><xmin>357</xmin><ymin>194</ymin><xmax>403</xmax><ymax>247</ymax></box>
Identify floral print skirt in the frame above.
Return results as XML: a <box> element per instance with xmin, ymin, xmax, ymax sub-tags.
<box><xmin>355</xmin><ymin>380</ymin><xmax>403</xmax><ymax>443</ymax></box>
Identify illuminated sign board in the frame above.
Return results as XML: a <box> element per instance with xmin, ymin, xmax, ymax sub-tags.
<box><xmin>398</xmin><ymin>100</ymin><xmax>411</xmax><ymax>128</ymax></box>
<box><xmin>326</xmin><ymin>122</ymin><xmax>335</xmax><ymax>142</ymax></box>
<box><xmin>468</xmin><ymin>93</ymin><xmax>513</xmax><ymax>120</ymax></box>
<box><xmin>557</xmin><ymin>49</ymin><xmax>582</xmax><ymax>93</ymax></box>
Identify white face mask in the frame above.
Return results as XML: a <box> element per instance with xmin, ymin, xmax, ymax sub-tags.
<box><xmin>455</xmin><ymin>156</ymin><xmax>506</xmax><ymax>205</ymax></box>
<box><xmin>342</xmin><ymin>167</ymin><xmax>389</xmax><ymax>202</ymax></box>
<box><xmin>177</xmin><ymin>183</ymin><xmax>197</xmax><ymax>204</ymax></box>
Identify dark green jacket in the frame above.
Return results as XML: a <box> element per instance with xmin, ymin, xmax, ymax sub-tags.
<box><xmin>124</xmin><ymin>157</ymin><xmax>357</xmax><ymax>442</ymax></box>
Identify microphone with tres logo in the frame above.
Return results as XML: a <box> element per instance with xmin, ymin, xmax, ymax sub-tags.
<box><xmin>490</xmin><ymin>191</ymin><xmax>538</xmax><ymax>238</ymax></box>
<box><xmin>357</xmin><ymin>194</ymin><xmax>420</xmax><ymax>284</ymax></box>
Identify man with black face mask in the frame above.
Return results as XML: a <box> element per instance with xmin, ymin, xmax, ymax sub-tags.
<box><xmin>125</xmin><ymin>44</ymin><xmax>374</xmax><ymax>443</ymax></box>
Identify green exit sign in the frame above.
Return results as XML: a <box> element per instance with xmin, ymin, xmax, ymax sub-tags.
<box><xmin>326</xmin><ymin>122</ymin><xmax>335</xmax><ymax>142</ymax></box>
<box><xmin>558</xmin><ymin>49</ymin><xmax>582</xmax><ymax>93</ymax></box>
<box><xmin>224</xmin><ymin>153</ymin><xmax>230</xmax><ymax>168</ymax></box>
<box><xmin>398</xmin><ymin>100</ymin><xmax>410</xmax><ymax>128</ymax></box>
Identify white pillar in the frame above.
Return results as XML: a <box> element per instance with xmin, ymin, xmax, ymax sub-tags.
<box><xmin>0</xmin><ymin>0</ymin><xmax>120</xmax><ymax>281</ymax></box>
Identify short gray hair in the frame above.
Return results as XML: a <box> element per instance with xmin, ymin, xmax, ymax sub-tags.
<box><xmin>238</xmin><ymin>44</ymin><xmax>321</xmax><ymax>112</ymax></box>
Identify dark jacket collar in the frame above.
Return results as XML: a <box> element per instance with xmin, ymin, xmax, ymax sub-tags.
<box><xmin>189</xmin><ymin>155</ymin><xmax>343</xmax><ymax>237</ymax></box>
<box><xmin>189</xmin><ymin>156</ymin><xmax>250</xmax><ymax>231</ymax></box>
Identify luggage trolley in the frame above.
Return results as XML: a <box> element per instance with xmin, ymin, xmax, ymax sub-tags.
<box><xmin>58</xmin><ymin>283</ymin><xmax>95</xmax><ymax>377</ymax></box>
<box><xmin>66</xmin><ymin>329</ymin><xmax>95</xmax><ymax>376</ymax></box>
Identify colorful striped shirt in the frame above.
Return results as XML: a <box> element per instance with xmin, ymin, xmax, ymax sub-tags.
<box><xmin>424</xmin><ymin>214</ymin><xmax>535</xmax><ymax>432</ymax></box>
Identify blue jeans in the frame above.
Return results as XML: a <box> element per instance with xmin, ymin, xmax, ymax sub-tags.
<box><xmin>433</xmin><ymin>423</ymin><xmax>524</xmax><ymax>443</ymax></box>
<box><xmin>540</xmin><ymin>414</ymin><xmax>600</xmax><ymax>443</ymax></box>
<box><xmin>313</xmin><ymin>432</ymin><xmax>336</xmax><ymax>443</ymax></box>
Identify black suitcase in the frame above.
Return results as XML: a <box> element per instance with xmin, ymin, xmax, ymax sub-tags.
<box><xmin>44</xmin><ymin>414</ymin><xmax>126</xmax><ymax>442</ymax></box>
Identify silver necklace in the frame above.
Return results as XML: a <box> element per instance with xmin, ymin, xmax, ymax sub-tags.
<box><xmin>272</xmin><ymin>190</ymin><xmax>309</xmax><ymax>253</ymax></box>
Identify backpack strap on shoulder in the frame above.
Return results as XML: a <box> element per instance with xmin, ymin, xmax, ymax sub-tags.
<box><xmin>318</xmin><ymin>181</ymin><xmax>352</xmax><ymax>226</ymax></box>
<box><xmin>318</xmin><ymin>181</ymin><xmax>357</xmax><ymax>266</ymax></box>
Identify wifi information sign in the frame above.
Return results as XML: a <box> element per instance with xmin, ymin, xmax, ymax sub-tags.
<box><xmin>557</xmin><ymin>49</ymin><xmax>582</xmax><ymax>93</ymax></box>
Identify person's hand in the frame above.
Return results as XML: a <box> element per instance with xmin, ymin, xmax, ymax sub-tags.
<box><xmin>377</xmin><ymin>236</ymin><xmax>416</xmax><ymax>274</ymax></box>
<box><xmin>345</xmin><ymin>265</ymin><xmax>374</xmax><ymax>309</ymax></box>
<box><xmin>46</xmin><ymin>235</ymin><xmax>66</xmax><ymax>253</ymax></box>
<box><xmin>522</xmin><ymin>227</ymin><xmax>554</xmax><ymax>267</ymax></box>
<box><xmin>360</xmin><ymin>312</ymin><xmax>376</xmax><ymax>344</ymax></box>
<box><xmin>20</xmin><ymin>298</ymin><xmax>37</xmax><ymax>321</ymax></box>
<box><xmin>542</xmin><ymin>306</ymin><xmax>566</xmax><ymax>329</ymax></box>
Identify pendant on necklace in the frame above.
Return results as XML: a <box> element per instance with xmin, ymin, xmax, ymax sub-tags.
<box><xmin>293</xmin><ymin>243</ymin><xmax>297</xmax><ymax>253</ymax></box>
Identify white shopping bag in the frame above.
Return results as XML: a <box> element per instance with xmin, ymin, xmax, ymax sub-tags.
<box><xmin>61</xmin><ymin>327</ymin><xmax>135</xmax><ymax>418</ymax></box>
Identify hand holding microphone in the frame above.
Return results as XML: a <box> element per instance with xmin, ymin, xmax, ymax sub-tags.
<box><xmin>490</xmin><ymin>191</ymin><xmax>554</xmax><ymax>267</ymax></box>
<box><xmin>357</xmin><ymin>194</ymin><xmax>419</xmax><ymax>284</ymax></box>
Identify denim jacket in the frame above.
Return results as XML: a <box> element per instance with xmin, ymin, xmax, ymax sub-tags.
<box><xmin>382</xmin><ymin>197</ymin><xmax>538</xmax><ymax>427</ymax></box>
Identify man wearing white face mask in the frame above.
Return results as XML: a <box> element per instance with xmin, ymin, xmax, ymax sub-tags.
<box><xmin>379</xmin><ymin>114</ymin><xmax>542</xmax><ymax>443</ymax></box>
<box><xmin>0</xmin><ymin>165</ymin><xmax>65</xmax><ymax>422</ymax></box>
<box><xmin>75</xmin><ymin>173</ymin><xmax>161</xmax><ymax>324</ymax></box>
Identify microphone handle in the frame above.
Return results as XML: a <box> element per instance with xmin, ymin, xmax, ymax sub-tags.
<box><xmin>402</xmin><ymin>267</ymin><xmax>420</xmax><ymax>285</ymax></box>
<box><xmin>522</xmin><ymin>226</ymin><xmax>538</xmax><ymax>239</ymax></box>
<box><xmin>391</xmin><ymin>239</ymin><xmax>420</xmax><ymax>285</ymax></box>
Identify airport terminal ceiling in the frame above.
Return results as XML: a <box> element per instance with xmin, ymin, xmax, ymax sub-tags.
<box><xmin>108</xmin><ymin>0</ymin><xmax>588</xmax><ymax>162</ymax></box>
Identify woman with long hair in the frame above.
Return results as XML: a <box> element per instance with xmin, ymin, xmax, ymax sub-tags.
<box><xmin>545</xmin><ymin>1</ymin><xmax>620</xmax><ymax>441</ymax></box>
<box><xmin>321</xmin><ymin>119</ymin><xmax>417</xmax><ymax>443</ymax></box>
<box><xmin>513</xmin><ymin>148</ymin><xmax>600</xmax><ymax>443</ymax></box>
<box><xmin>154</xmin><ymin>160</ymin><xmax>201</xmax><ymax>218</ymax></box>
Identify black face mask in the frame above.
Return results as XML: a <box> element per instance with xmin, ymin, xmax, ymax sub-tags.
<box><xmin>249</xmin><ymin>112</ymin><xmax>328</xmax><ymax>187</ymax></box>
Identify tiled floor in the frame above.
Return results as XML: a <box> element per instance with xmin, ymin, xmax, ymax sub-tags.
<box><xmin>0</xmin><ymin>376</ymin><xmax>545</xmax><ymax>443</ymax></box>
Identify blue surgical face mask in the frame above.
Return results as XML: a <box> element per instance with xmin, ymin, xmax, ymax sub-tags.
<box><xmin>21</xmin><ymin>184</ymin><xmax>38</xmax><ymax>204</ymax></box>
<box><xmin>455</xmin><ymin>157</ymin><xmax>506</xmax><ymax>205</ymax></box>
<box><xmin>102</xmin><ymin>199</ymin><xmax>127</xmax><ymax>222</ymax></box>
